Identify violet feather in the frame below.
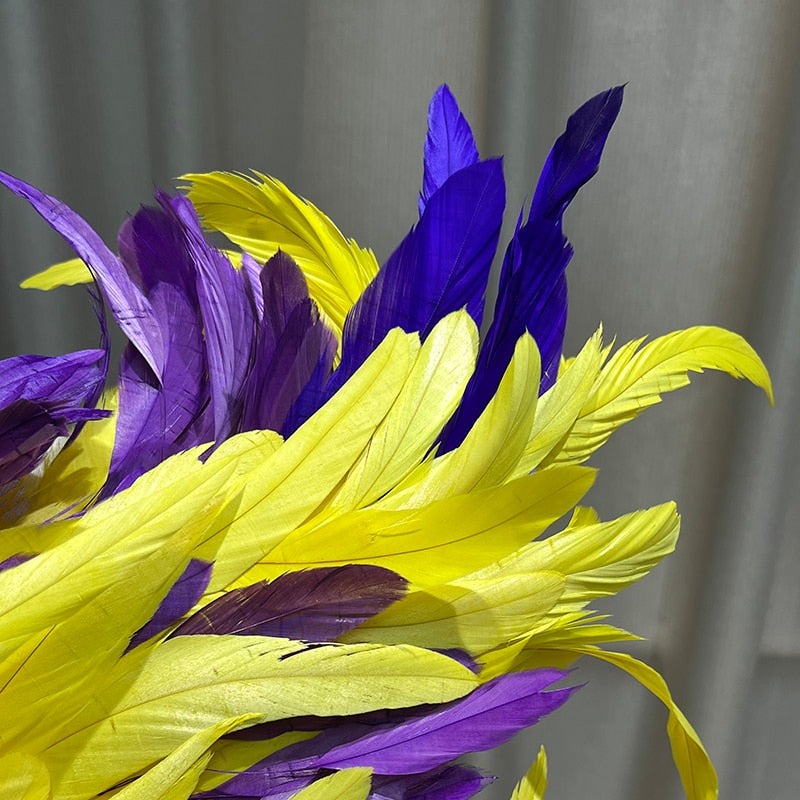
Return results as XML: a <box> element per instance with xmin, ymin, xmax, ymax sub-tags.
<box><xmin>313</xmin><ymin>669</ymin><xmax>575</xmax><ymax>775</ymax></box>
<box><xmin>127</xmin><ymin>558</ymin><xmax>213</xmax><ymax>650</ymax></box>
<box><xmin>419</xmin><ymin>84</ymin><xmax>481</xmax><ymax>215</ymax></box>
<box><xmin>0</xmin><ymin>170</ymin><xmax>164</xmax><ymax>380</ymax></box>
<box><xmin>212</xmin><ymin>670</ymin><xmax>574</xmax><ymax>797</ymax></box>
<box><xmin>440</xmin><ymin>87</ymin><xmax>623</xmax><ymax>450</ymax></box>
<box><xmin>371</xmin><ymin>763</ymin><xmax>492</xmax><ymax>800</ymax></box>
<box><xmin>167</xmin><ymin>194</ymin><xmax>257</xmax><ymax>444</ymax></box>
<box><xmin>172</xmin><ymin>565</ymin><xmax>408</xmax><ymax>641</ymax></box>
<box><xmin>103</xmin><ymin>202</ymin><xmax>210</xmax><ymax>495</ymax></box>
<box><xmin>329</xmin><ymin>159</ymin><xmax>504</xmax><ymax>393</ymax></box>
<box><xmin>240</xmin><ymin>251</ymin><xmax>336</xmax><ymax>436</ymax></box>
<box><xmin>0</xmin><ymin>350</ymin><xmax>110</xmax><ymax>489</ymax></box>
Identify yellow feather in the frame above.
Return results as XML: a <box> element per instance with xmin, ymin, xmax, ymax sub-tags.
<box><xmin>0</xmin><ymin>752</ymin><xmax>51</xmax><ymax>800</ymax></box>
<box><xmin>327</xmin><ymin>311</ymin><xmax>478</xmax><ymax>511</ymax></box>
<box><xmin>288</xmin><ymin>768</ymin><xmax>373</xmax><ymax>800</ymax></box>
<box><xmin>512</xmin><ymin>328</ymin><xmax>604</xmax><ymax>476</ymax></box>
<box><xmin>110</xmin><ymin>716</ymin><xmax>260</xmax><ymax>800</ymax></box>
<box><xmin>20</xmin><ymin>257</ymin><xmax>92</xmax><ymax>290</ymax></box>
<box><xmin>377</xmin><ymin>332</ymin><xmax>541</xmax><ymax>510</ymax></box>
<box><xmin>42</xmin><ymin>637</ymin><xmax>476</xmax><ymax>800</ymax></box>
<box><xmin>245</xmin><ymin>466</ymin><xmax>594</xmax><ymax>587</ymax></box>
<box><xmin>552</xmin><ymin>647</ymin><xmax>717</xmax><ymax>800</ymax></box>
<box><xmin>548</xmin><ymin>326</ymin><xmax>773</xmax><ymax>467</ymax></box>
<box><xmin>510</xmin><ymin>746</ymin><xmax>548</xmax><ymax>800</ymax></box>
<box><xmin>182</xmin><ymin>171</ymin><xmax>380</xmax><ymax>343</ymax></box>
<box><xmin>197</xmin><ymin>328</ymin><xmax>418</xmax><ymax>591</ymax></box>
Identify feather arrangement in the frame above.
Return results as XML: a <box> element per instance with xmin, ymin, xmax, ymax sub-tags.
<box><xmin>0</xmin><ymin>85</ymin><xmax>771</xmax><ymax>800</ymax></box>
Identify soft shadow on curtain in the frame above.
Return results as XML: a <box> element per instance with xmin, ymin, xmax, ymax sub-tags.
<box><xmin>1</xmin><ymin>2</ymin><xmax>798</xmax><ymax>798</ymax></box>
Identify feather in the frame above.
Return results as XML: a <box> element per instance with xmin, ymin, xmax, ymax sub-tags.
<box><xmin>419</xmin><ymin>84</ymin><xmax>480</xmax><ymax>215</ymax></box>
<box><xmin>440</xmin><ymin>88</ymin><xmax>624</xmax><ymax>450</ymax></box>
<box><xmin>129</xmin><ymin>558</ymin><xmax>213</xmax><ymax>650</ymax></box>
<box><xmin>331</xmin><ymin>159</ymin><xmax>504</xmax><ymax>392</ymax></box>
<box><xmin>240</xmin><ymin>251</ymin><xmax>336</xmax><ymax>436</ymax></box>
<box><xmin>510</xmin><ymin>746</ymin><xmax>548</xmax><ymax>800</ymax></box>
<box><xmin>19</xmin><ymin>256</ymin><xmax>92</xmax><ymax>289</ymax></box>
<box><xmin>41</xmin><ymin>637</ymin><xmax>477</xmax><ymax>799</ymax></box>
<box><xmin>371</xmin><ymin>763</ymin><xmax>492</xmax><ymax>800</ymax></box>
<box><xmin>327</xmin><ymin>311</ymin><xmax>478</xmax><ymax>511</ymax></box>
<box><xmin>249</xmin><ymin>466</ymin><xmax>594</xmax><ymax>588</ymax></box>
<box><xmin>167</xmin><ymin>194</ymin><xmax>257</xmax><ymax>443</ymax></box>
<box><xmin>288</xmin><ymin>768</ymin><xmax>373</xmax><ymax>800</ymax></box>
<box><xmin>182</xmin><ymin>171</ymin><xmax>380</xmax><ymax>343</ymax></box>
<box><xmin>472</xmin><ymin>502</ymin><xmax>679</xmax><ymax>631</ymax></box>
<box><xmin>511</xmin><ymin>329</ymin><xmax>604</xmax><ymax>477</ymax></box>
<box><xmin>0</xmin><ymin>170</ymin><xmax>164</xmax><ymax>380</ymax></box>
<box><xmin>546</xmin><ymin>326</ymin><xmax>774</xmax><ymax>468</ymax></box>
<box><xmin>380</xmin><ymin>332</ymin><xmax>540</xmax><ymax>510</ymax></box>
<box><xmin>217</xmin><ymin>670</ymin><xmax>572</xmax><ymax>786</ymax></box>
<box><xmin>529</xmin><ymin>86</ymin><xmax>624</xmax><ymax>223</ymax></box>
<box><xmin>173</xmin><ymin>565</ymin><xmax>407</xmax><ymax>641</ymax></box>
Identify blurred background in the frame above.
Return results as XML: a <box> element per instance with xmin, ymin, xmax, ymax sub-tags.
<box><xmin>1</xmin><ymin>2</ymin><xmax>798</xmax><ymax>798</ymax></box>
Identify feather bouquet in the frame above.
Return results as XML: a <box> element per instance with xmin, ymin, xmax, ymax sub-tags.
<box><xmin>0</xmin><ymin>85</ymin><xmax>771</xmax><ymax>800</ymax></box>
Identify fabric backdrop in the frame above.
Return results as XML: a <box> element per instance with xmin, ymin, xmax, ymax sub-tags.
<box><xmin>1</xmin><ymin>2</ymin><xmax>798</xmax><ymax>798</ymax></box>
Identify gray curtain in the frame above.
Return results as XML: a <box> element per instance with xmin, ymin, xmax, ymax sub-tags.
<box><xmin>1</xmin><ymin>2</ymin><xmax>798</xmax><ymax>798</ymax></box>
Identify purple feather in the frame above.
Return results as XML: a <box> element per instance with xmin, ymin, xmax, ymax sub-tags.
<box><xmin>103</xmin><ymin>202</ymin><xmax>211</xmax><ymax>495</ymax></box>
<box><xmin>127</xmin><ymin>558</ymin><xmax>213</xmax><ymax>651</ymax></box>
<box><xmin>329</xmin><ymin>159</ymin><xmax>504</xmax><ymax>394</ymax></box>
<box><xmin>440</xmin><ymin>87</ymin><xmax>623</xmax><ymax>450</ymax></box>
<box><xmin>371</xmin><ymin>763</ymin><xmax>492</xmax><ymax>800</ymax></box>
<box><xmin>0</xmin><ymin>553</ymin><xmax>35</xmax><ymax>572</ymax></box>
<box><xmin>172</xmin><ymin>565</ymin><xmax>408</xmax><ymax>641</ymax></box>
<box><xmin>167</xmin><ymin>194</ymin><xmax>257</xmax><ymax>443</ymax></box>
<box><xmin>314</xmin><ymin>669</ymin><xmax>575</xmax><ymax>775</ymax></box>
<box><xmin>240</xmin><ymin>252</ymin><xmax>336</xmax><ymax>435</ymax></box>
<box><xmin>0</xmin><ymin>170</ymin><xmax>163</xmax><ymax>380</ymax></box>
<box><xmin>0</xmin><ymin>399</ymin><xmax>69</xmax><ymax>488</ymax></box>
<box><xmin>0</xmin><ymin>350</ymin><xmax>110</xmax><ymax>489</ymax></box>
<box><xmin>212</xmin><ymin>670</ymin><xmax>574</xmax><ymax>796</ymax></box>
<box><xmin>529</xmin><ymin>85</ymin><xmax>625</xmax><ymax>224</ymax></box>
<box><xmin>419</xmin><ymin>85</ymin><xmax>480</xmax><ymax>215</ymax></box>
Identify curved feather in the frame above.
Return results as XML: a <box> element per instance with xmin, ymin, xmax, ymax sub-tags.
<box><xmin>182</xmin><ymin>171</ymin><xmax>380</xmax><ymax>343</ymax></box>
<box><xmin>0</xmin><ymin>170</ymin><xmax>164</xmax><ymax>380</ymax></box>
<box><xmin>547</xmin><ymin>326</ymin><xmax>774</xmax><ymax>467</ymax></box>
